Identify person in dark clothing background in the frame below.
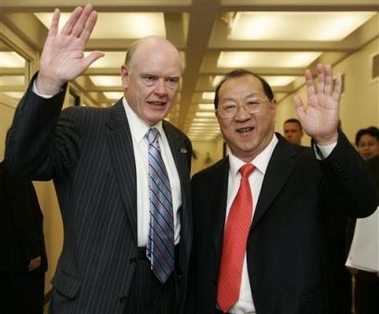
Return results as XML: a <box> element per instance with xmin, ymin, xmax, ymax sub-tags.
<box><xmin>0</xmin><ymin>161</ymin><xmax>47</xmax><ymax>314</ymax></box>
<box><xmin>347</xmin><ymin>126</ymin><xmax>379</xmax><ymax>314</ymax></box>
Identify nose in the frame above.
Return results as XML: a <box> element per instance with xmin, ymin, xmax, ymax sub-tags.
<box><xmin>234</xmin><ymin>104</ymin><xmax>251</xmax><ymax>119</ymax></box>
<box><xmin>154</xmin><ymin>78</ymin><xmax>168</xmax><ymax>95</ymax></box>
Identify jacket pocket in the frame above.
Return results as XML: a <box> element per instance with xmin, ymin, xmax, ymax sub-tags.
<box><xmin>52</xmin><ymin>269</ymin><xmax>83</xmax><ymax>299</ymax></box>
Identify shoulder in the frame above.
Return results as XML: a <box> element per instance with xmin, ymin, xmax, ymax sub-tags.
<box><xmin>192</xmin><ymin>157</ymin><xmax>229</xmax><ymax>181</ymax></box>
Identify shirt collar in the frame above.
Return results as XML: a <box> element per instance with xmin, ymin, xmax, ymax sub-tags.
<box><xmin>229</xmin><ymin>133</ymin><xmax>278</xmax><ymax>177</ymax></box>
<box><xmin>122</xmin><ymin>98</ymin><xmax>164</xmax><ymax>143</ymax></box>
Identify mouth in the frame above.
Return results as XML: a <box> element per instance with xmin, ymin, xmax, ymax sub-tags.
<box><xmin>148</xmin><ymin>101</ymin><xmax>166</xmax><ymax>106</ymax></box>
<box><xmin>236</xmin><ymin>126</ymin><xmax>254</xmax><ymax>133</ymax></box>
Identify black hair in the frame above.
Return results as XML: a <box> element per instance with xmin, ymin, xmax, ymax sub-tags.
<box><xmin>214</xmin><ymin>69</ymin><xmax>274</xmax><ymax>109</ymax></box>
<box><xmin>355</xmin><ymin>126</ymin><xmax>379</xmax><ymax>146</ymax></box>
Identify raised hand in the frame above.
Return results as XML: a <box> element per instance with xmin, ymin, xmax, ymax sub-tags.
<box><xmin>36</xmin><ymin>4</ymin><xmax>104</xmax><ymax>95</ymax></box>
<box><xmin>294</xmin><ymin>63</ymin><xmax>342</xmax><ymax>145</ymax></box>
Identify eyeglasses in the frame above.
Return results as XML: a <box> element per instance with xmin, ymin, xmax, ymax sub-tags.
<box><xmin>216</xmin><ymin>97</ymin><xmax>270</xmax><ymax>119</ymax></box>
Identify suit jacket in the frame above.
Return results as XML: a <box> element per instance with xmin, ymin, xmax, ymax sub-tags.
<box><xmin>5</xmin><ymin>80</ymin><xmax>193</xmax><ymax>314</ymax></box>
<box><xmin>0</xmin><ymin>162</ymin><xmax>47</xmax><ymax>273</ymax></box>
<box><xmin>188</xmin><ymin>133</ymin><xmax>377</xmax><ymax>314</ymax></box>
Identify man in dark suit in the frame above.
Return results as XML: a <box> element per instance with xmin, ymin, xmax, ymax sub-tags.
<box><xmin>4</xmin><ymin>4</ymin><xmax>192</xmax><ymax>314</ymax></box>
<box><xmin>187</xmin><ymin>66</ymin><xmax>377</xmax><ymax>314</ymax></box>
<box><xmin>0</xmin><ymin>161</ymin><xmax>47</xmax><ymax>314</ymax></box>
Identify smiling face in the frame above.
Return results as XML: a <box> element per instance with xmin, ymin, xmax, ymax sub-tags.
<box><xmin>216</xmin><ymin>74</ymin><xmax>277</xmax><ymax>162</ymax></box>
<box><xmin>121</xmin><ymin>37</ymin><xmax>182</xmax><ymax>126</ymax></box>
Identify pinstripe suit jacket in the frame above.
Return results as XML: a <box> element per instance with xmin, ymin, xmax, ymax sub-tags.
<box><xmin>5</xmin><ymin>80</ymin><xmax>193</xmax><ymax>314</ymax></box>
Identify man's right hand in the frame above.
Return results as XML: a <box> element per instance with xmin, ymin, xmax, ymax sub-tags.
<box><xmin>36</xmin><ymin>4</ymin><xmax>104</xmax><ymax>95</ymax></box>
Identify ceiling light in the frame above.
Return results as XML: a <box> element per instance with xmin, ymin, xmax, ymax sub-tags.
<box><xmin>198</xmin><ymin>104</ymin><xmax>215</xmax><ymax>110</ymax></box>
<box><xmin>218</xmin><ymin>51</ymin><xmax>322</xmax><ymax>68</ymax></box>
<box><xmin>202</xmin><ymin>92</ymin><xmax>215</xmax><ymax>100</ymax></box>
<box><xmin>229</xmin><ymin>12</ymin><xmax>376</xmax><ymax>41</ymax></box>
<box><xmin>89</xmin><ymin>76</ymin><xmax>121</xmax><ymax>87</ymax></box>
<box><xmin>196</xmin><ymin>112</ymin><xmax>216</xmax><ymax>117</ymax></box>
<box><xmin>86</xmin><ymin>52</ymin><xmax>126</xmax><ymax>68</ymax></box>
<box><xmin>35</xmin><ymin>12</ymin><xmax>166</xmax><ymax>38</ymax></box>
<box><xmin>103</xmin><ymin>92</ymin><xmax>124</xmax><ymax>99</ymax></box>
<box><xmin>263</xmin><ymin>76</ymin><xmax>299</xmax><ymax>86</ymax></box>
<box><xmin>0</xmin><ymin>52</ymin><xmax>25</xmax><ymax>67</ymax></box>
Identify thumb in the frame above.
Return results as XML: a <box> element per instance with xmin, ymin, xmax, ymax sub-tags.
<box><xmin>83</xmin><ymin>51</ymin><xmax>104</xmax><ymax>68</ymax></box>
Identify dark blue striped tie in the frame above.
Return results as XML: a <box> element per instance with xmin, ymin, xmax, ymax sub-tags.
<box><xmin>146</xmin><ymin>127</ymin><xmax>174</xmax><ymax>283</ymax></box>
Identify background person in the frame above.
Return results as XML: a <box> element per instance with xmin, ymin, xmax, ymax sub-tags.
<box><xmin>187</xmin><ymin>65</ymin><xmax>377</xmax><ymax>314</ymax></box>
<box><xmin>283</xmin><ymin>118</ymin><xmax>304</xmax><ymax>145</ymax></box>
<box><xmin>347</xmin><ymin>126</ymin><xmax>379</xmax><ymax>314</ymax></box>
<box><xmin>4</xmin><ymin>4</ymin><xmax>192</xmax><ymax>314</ymax></box>
<box><xmin>0</xmin><ymin>161</ymin><xmax>47</xmax><ymax>314</ymax></box>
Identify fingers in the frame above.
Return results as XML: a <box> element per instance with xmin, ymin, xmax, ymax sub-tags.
<box><xmin>304</xmin><ymin>69</ymin><xmax>316</xmax><ymax>99</ymax></box>
<box><xmin>323</xmin><ymin>64</ymin><xmax>334</xmax><ymax>96</ymax></box>
<box><xmin>48</xmin><ymin>8</ymin><xmax>61</xmax><ymax>37</ymax></box>
<box><xmin>28</xmin><ymin>257</ymin><xmax>42</xmax><ymax>271</ymax></box>
<box><xmin>306</xmin><ymin>63</ymin><xmax>340</xmax><ymax>98</ymax></box>
<box><xmin>79</xmin><ymin>10</ymin><xmax>98</xmax><ymax>42</ymax></box>
<box><xmin>332</xmin><ymin>74</ymin><xmax>342</xmax><ymax>104</ymax></box>
<box><xmin>316</xmin><ymin>63</ymin><xmax>326</xmax><ymax>95</ymax></box>
<box><xmin>60</xmin><ymin>4</ymin><xmax>96</xmax><ymax>38</ymax></box>
<box><xmin>71</xmin><ymin>4</ymin><xmax>96</xmax><ymax>39</ymax></box>
<box><xmin>61</xmin><ymin>6</ymin><xmax>84</xmax><ymax>36</ymax></box>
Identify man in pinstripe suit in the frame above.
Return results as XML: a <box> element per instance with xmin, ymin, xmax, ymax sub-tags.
<box><xmin>5</xmin><ymin>4</ymin><xmax>192</xmax><ymax>314</ymax></box>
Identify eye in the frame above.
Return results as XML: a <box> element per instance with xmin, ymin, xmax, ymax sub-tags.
<box><xmin>166</xmin><ymin>77</ymin><xmax>180</xmax><ymax>84</ymax></box>
<box><xmin>248</xmin><ymin>98</ymin><xmax>263</xmax><ymax>105</ymax></box>
<box><xmin>141</xmin><ymin>74</ymin><xmax>157</xmax><ymax>83</ymax></box>
<box><xmin>221</xmin><ymin>104</ymin><xmax>237</xmax><ymax>112</ymax></box>
<box><xmin>165</xmin><ymin>77</ymin><xmax>180</xmax><ymax>89</ymax></box>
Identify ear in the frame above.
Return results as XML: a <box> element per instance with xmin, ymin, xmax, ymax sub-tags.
<box><xmin>270</xmin><ymin>99</ymin><xmax>277</xmax><ymax>112</ymax></box>
<box><xmin>121</xmin><ymin>64</ymin><xmax>130</xmax><ymax>88</ymax></box>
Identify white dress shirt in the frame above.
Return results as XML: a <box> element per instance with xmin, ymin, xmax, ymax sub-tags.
<box><xmin>122</xmin><ymin>98</ymin><xmax>182</xmax><ymax>247</ymax></box>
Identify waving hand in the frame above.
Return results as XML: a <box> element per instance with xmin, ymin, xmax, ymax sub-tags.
<box><xmin>294</xmin><ymin>64</ymin><xmax>342</xmax><ymax>145</ymax></box>
<box><xmin>37</xmin><ymin>4</ymin><xmax>104</xmax><ymax>95</ymax></box>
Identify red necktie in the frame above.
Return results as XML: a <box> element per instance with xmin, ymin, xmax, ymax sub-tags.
<box><xmin>217</xmin><ymin>163</ymin><xmax>255</xmax><ymax>312</ymax></box>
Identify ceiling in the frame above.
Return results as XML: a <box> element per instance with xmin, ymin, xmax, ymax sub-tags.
<box><xmin>0</xmin><ymin>0</ymin><xmax>378</xmax><ymax>141</ymax></box>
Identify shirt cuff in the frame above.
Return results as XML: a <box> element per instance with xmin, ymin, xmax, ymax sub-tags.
<box><xmin>314</xmin><ymin>142</ymin><xmax>337</xmax><ymax>160</ymax></box>
<box><xmin>32</xmin><ymin>79</ymin><xmax>55</xmax><ymax>99</ymax></box>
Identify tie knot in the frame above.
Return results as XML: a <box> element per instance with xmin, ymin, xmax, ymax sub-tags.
<box><xmin>239</xmin><ymin>163</ymin><xmax>255</xmax><ymax>178</ymax></box>
<box><xmin>147</xmin><ymin>128</ymin><xmax>159</xmax><ymax>145</ymax></box>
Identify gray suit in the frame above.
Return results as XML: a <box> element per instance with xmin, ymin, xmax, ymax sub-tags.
<box><xmin>5</xmin><ymin>79</ymin><xmax>193</xmax><ymax>314</ymax></box>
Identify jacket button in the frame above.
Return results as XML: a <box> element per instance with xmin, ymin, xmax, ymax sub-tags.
<box><xmin>119</xmin><ymin>295</ymin><xmax>127</xmax><ymax>303</ymax></box>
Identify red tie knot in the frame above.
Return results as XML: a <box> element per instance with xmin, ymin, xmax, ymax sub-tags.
<box><xmin>239</xmin><ymin>163</ymin><xmax>255</xmax><ymax>178</ymax></box>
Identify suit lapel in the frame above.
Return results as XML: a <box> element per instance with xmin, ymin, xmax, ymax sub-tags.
<box><xmin>252</xmin><ymin>138</ymin><xmax>300</xmax><ymax>228</ymax></box>
<box><xmin>105</xmin><ymin>100</ymin><xmax>138</xmax><ymax>244</ymax></box>
<box><xmin>163</xmin><ymin>121</ymin><xmax>191</xmax><ymax>189</ymax></box>
<box><xmin>163</xmin><ymin>121</ymin><xmax>192</xmax><ymax>268</ymax></box>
